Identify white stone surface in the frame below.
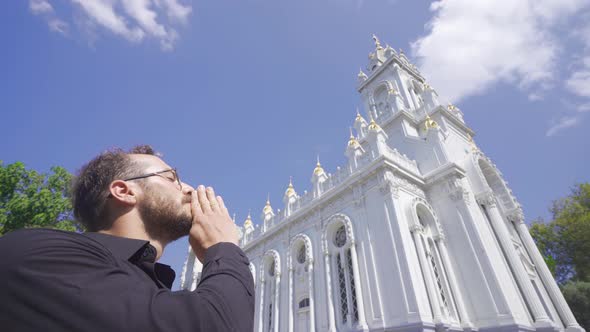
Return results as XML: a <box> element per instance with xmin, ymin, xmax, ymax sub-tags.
<box><xmin>181</xmin><ymin>39</ymin><xmax>584</xmax><ymax>332</ymax></box>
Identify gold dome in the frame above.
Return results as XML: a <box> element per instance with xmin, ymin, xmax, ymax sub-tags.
<box><xmin>285</xmin><ymin>178</ymin><xmax>296</xmax><ymax>197</ymax></box>
<box><xmin>347</xmin><ymin>129</ymin><xmax>359</xmax><ymax>147</ymax></box>
<box><xmin>368</xmin><ymin>118</ymin><xmax>381</xmax><ymax>131</ymax></box>
<box><xmin>263</xmin><ymin>197</ymin><xmax>273</xmax><ymax>214</ymax></box>
<box><xmin>313</xmin><ymin>156</ymin><xmax>325</xmax><ymax>176</ymax></box>
<box><xmin>244</xmin><ymin>213</ymin><xmax>253</xmax><ymax>228</ymax></box>
<box><xmin>354</xmin><ymin>110</ymin><xmax>366</xmax><ymax>123</ymax></box>
<box><xmin>424</xmin><ymin>114</ymin><xmax>438</xmax><ymax>129</ymax></box>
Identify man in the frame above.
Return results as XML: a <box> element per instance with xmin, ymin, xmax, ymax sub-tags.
<box><xmin>0</xmin><ymin>145</ymin><xmax>254</xmax><ymax>331</ymax></box>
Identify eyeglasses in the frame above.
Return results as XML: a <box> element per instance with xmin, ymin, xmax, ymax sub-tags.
<box><xmin>123</xmin><ymin>168</ymin><xmax>182</xmax><ymax>190</ymax></box>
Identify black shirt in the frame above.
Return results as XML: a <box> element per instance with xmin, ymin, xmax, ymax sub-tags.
<box><xmin>0</xmin><ymin>228</ymin><xmax>254</xmax><ymax>331</ymax></box>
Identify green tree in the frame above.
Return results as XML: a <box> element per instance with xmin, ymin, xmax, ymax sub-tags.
<box><xmin>0</xmin><ymin>161</ymin><xmax>81</xmax><ymax>235</ymax></box>
<box><xmin>530</xmin><ymin>183</ymin><xmax>590</xmax><ymax>284</ymax></box>
<box><xmin>561</xmin><ymin>281</ymin><xmax>590</xmax><ymax>329</ymax></box>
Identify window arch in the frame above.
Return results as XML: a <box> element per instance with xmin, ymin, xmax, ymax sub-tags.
<box><xmin>289</xmin><ymin>234</ymin><xmax>314</xmax><ymax>332</ymax></box>
<box><xmin>322</xmin><ymin>214</ymin><xmax>363</xmax><ymax>329</ymax></box>
<box><xmin>412</xmin><ymin>202</ymin><xmax>459</xmax><ymax>322</ymax></box>
<box><xmin>261</xmin><ymin>250</ymin><xmax>280</xmax><ymax>332</ymax></box>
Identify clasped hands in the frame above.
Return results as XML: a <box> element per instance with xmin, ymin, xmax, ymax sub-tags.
<box><xmin>189</xmin><ymin>185</ymin><xmax>239</xmax><ymax>263</ymax></box>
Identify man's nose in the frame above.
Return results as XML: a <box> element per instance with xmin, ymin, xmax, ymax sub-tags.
<box><xmin>182</xmin><ymin>182</ymin><xmax>195</xmax><ymax>194</ymax></box>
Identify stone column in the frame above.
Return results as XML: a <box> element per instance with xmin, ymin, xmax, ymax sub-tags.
<box><xmin>308</xmin><ymin>259</ymin><xmax>316</xmax><ymax>332</ymax></box>
<box><xmin>258</xmin><ymin>278</ymin><xmax>265</xmax><ymax>332</ymax></box>
<box><xmin>411</xmin><ymin>224</ymin><xmax>443</xmax><ymax>322</ymax></box>
<box><xmin>435</xmin><ymin>236</ymin><xmax>474</xmax><ymax>329</ymax></box>
<box><xmin>477</xmin><ymin>192</ymin><xmax>552</xmax><ymax>327</ymax></box>
<box><xmin>324</xmin><ymin>251</ymin><xmax>337</xmax><ymax>332</ymax></box>
<box><xmin>273</xmin><ymin>274</ymin><xmax>281</xmax><ymax>332</ymax></box>
<box><xmin>349</xmin><ymin>244</ymin><xmax>368</xmax><ymax>330</ymax></box>
<box><xmin>509</xmin><ymin>210</ymin><xmax>584</xmax><ymax>332</ymax></box>
<box><xmin>288</xmin><ymin>264</ymin><xmax>294</xmax><ymax>332</ymax></box>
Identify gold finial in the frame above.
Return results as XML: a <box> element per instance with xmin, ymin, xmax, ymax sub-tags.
<box><xmin>468</xmin><ymin>135</ymin><xmax>478</xmax><ymax>151</ymax></box>
<box><xmin>368</xmin><ymin>114</ymin><xmax>381</xmax><ymax>131</ymax></box>
<box><xmin>387</xmin><ymin>86</ymin><xmax>397</xmax><ymax>95</ymax></box>
<box><xmin>372</xmin><ymin>34</ymin><xmax>383</xmax><ymax>50</ymax></box>
<box><xmin>424</xmin><ymin>114</ymin><xmax>438</xmax><ymax>130</ymax></box>
<box><xmin>447</xmin><ymin>103</ymin><xmax>456</xmax><ymax>110</ymax></box>
<box><xmin>313</xmin><ymin>155</ymin><xmax>325</xmax><ymax>176</ymax></box>
<box><xmin>263</xmin><ymin>194</ymin><xmax>273</xmax><ymax>214</ymax></box>
<box><xmin>244</xmin><ymin>211</ymin><xmax>253</xmax><ymax>228</ymax></box>
<box><xmin>355</xmin><ymin>108</ymin><xmax>366</xmax><ymax>123</ymax></box>
<box><xmin>285</xmin><ymin>177</ymin><xmax>296</xmax><ymax>196</ymax></box>
<box><xmin>348</xmin><ymin>127</ymin><xmax>359</xmax><ymax>147</ymax></box>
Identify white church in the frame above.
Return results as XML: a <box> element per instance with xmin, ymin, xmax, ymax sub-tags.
<box><xmin>181</xmin><ymin>36</ymin><xmax>584</xmax><ymax>332</ymax></box>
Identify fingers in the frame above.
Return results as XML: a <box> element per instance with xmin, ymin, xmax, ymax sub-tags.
<box><xmin>197</xmin><ymin>185</ymin><xmax>213</xmax><ymax>214</ymax></box>
<box><xmin>216</xmin><ymin>195</ymin><xmax>227</xmax><ymax>212</ymax></box>
<box><xmin>190</xmin><ymin>191</ymin><xmax>204</xmax><ymax>220</ymax></box>
<box><xmin>206</xmin><ymin>187</ymin><xmax>218</xmax><ymax>211</ymax></box>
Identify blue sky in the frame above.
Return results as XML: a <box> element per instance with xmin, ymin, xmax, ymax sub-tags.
<box><xmin>1</xmin><ymin>0</ymin><xmax>589</xmax><ymax>289</ymax></box>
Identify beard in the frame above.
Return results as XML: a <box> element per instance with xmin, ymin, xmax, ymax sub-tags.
<box><xmin>137</xmin><ymin>186</ymin><xmax>192</xmax><ymax>243</ymax></box>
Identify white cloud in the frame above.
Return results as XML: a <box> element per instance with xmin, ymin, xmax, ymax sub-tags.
<box><xmin>411</xmin><ymin>0</ymin><xmax>590</xmax><ymax>103</ymax></box>
<box><xmin>28</xmin><ymin>0</ymin><xmax>192</xmax><ymax>51</ymax></box>
<box><xmin>29</xmin><ymin>0</ymin><xmax>53</xmax><ymax>15</ymax></box>
<box><xmin>48</xmin><ymin>19</ymin><xmax>69</xmax><ymax>35</ymax></box>
<box><xmin>155</xmin><ymin>0</ymin><xmax>192</xmax><ymax>24</ymax></box>
<box><xmin>546</xmin><ymin>116</ymin><xmax>580</xmax><ymax>136</ymax></box>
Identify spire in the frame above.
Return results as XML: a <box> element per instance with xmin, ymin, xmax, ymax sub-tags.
<box><xmin>357</xmin><ymin>68</ymin><xmax>368</xmax><ymax>82</ymax></box>
<box><xmin>263</xmin><ymin>194</ymin><xmax>273</xmax><ymax>214</ymax></box>
<box><xmin>244</xmin><ymin>211</ymin><xmax>253</xmax><ymax>228</ymax></box>
<box><xmin>368</xmin><ymin>113</ymin><xmax>381</xmax><ymax>132</ymax></box>
<box><xmin>372</xmin><ymin>34</ymin><xmax>383</xmax><ymax>50</ymax></box>
<box><xmin>355</xmin><ymin>108</ymin><xmax>367</xmax><ymax>124</ymax></box>
<box><xmin>348</xmin><ymin>127</ymin><xmax>360</xmax><ymax>147</ymax></box>
<box><xmin>313</xmin><ymin>155</ymin><xmax>325</xmax><ymax>176</ymax></box>
<box><xmin>285</xmin><ymin>177</ymin><xmax>296</xmax><ymax>197</ymax></box>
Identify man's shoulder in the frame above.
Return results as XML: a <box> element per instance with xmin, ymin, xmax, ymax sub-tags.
<box><xmin>0</xmin><ymin>228</ymin><xmax>109</xmax><ymax>261</ymax></box>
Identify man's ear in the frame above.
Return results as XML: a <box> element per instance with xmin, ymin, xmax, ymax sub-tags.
<box><xmin>109</xmin><ymin>180</ymin><xmax>138</xmax><ymax>206</ymax></box>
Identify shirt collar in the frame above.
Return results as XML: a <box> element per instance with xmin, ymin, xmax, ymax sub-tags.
<box><xmin>83</xmin><ymin>232</ymin><xmax>176</xmax><ymax>289</ymax></box>
<box><xmin>84</xmin><ymin>232</ymin><xmax>151</xmax><ymax>262</ymax></box>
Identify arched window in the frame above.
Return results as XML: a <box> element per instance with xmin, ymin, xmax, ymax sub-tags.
<box><xmin>414</xmin><ymin>207</ymin><xmax>459</xmax><ymax>322</ymax></box>
<box><xmin>261</xmin><ymin>251</ymin><xmax>280</xmax><ymax>332</ymax></box>
<box><xmin>290</xmin><ymin>234</ymin><xmax>314</xmax><ymax>332</ymax></box>
<box><xmin>332</xmin><ymin>224</ymin><xmax>358</xmax><ymax>326</ymax></box>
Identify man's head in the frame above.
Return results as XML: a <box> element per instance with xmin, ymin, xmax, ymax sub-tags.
<box><xmin>72</xmin><ymin>145</ymin><xmax>193</xmax><ymax>242</ymax></box>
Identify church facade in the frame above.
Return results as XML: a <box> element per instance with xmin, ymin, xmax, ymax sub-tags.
<box><xmin>181</xmin><ymin>37</ymin><xmax>584</xmax><ymax>332</ymax></box>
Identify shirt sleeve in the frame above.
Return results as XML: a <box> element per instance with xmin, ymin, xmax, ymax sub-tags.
<box><xmin>0</xmin><ymin>231</ymin><xmax>255</xmax><ymax>332</ymax></box>
<box><xmin>122</xmin><ymin>242</ymin><xmax>255</xmax><ymax>332</ymax></box>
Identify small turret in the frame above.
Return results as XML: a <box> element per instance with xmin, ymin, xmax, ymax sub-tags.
<box><xmin>311</xmin><ymin>156</ymin><xmax>329</xmax><ymax>198</ymax></box>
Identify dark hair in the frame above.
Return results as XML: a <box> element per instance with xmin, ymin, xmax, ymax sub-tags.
<box><xmin>72</xmin><ymin>145</ymin><xmax>158</xmax><ymax>231</ymax></box>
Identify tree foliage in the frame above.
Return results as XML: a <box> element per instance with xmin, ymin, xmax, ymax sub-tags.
<box><xmin>561</xmin><ymin>281</ymin><xmax>590</xmax><ymax>330</ymax></box>
<box><xmin>0</xmin><ymin>161</ymin><xmax>81</xmax><ymax>235</ymax></box>
<box><xmin>530</xmin><ymin>183</ymin><xmax>590</xmax><ymax>284</ymax></box>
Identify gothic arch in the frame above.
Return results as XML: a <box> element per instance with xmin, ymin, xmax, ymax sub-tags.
<box><xmin>322</xmin><ymin>213</ymin><xmax>355</xmax><ymax>252</ymax></box>
<box><xmin>290</xmin><ymin>233</ymin><xmax>313</xmax><ymax>267</ymax></box>
<box><xmin>262</xmin><ymin>249</ymin><xmax>281</xmax><ymax>280</ymax></box>
<box><xmin>411</xmin><ymin>197</ymin><xmax>444</xmax><ymax>239</ymax></box>
<box><xmin>472</xmin><ymin>152</ymin><xmax>518</xmax><ymax>212</ymax></box>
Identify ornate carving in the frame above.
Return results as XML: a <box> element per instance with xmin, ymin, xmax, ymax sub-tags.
<box><xmin>507</xmin><ymin>207</ymin><xmax>525</xmax><ymax>225</ymax></box>
<box><xmin>476</xmin><ymin>191</ymin><xmax>496</xmax><ymax>207</ymax></box>
<box><xmin>409</xmin><ymin>223</ymin><xmax>423</xmax><ymax>234</ymax></box>
<box><xmin>263</xmin><ymin>249</ymin><xmax>281</xmax><ymax>278</ymax></box>
<box><xmin>290</xmin><ymin>233</ymin><xmax>313</xmax><ymax>266</ymax></box>
<box><xmin>323</xmin><ymin>213</ymin><xmax>356</xmax><ymax>249</ymax></box>
<box><xmin>446</xmin><ymin>177</ymin><xmax>469</xmax><ymax>203</ymax></box>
